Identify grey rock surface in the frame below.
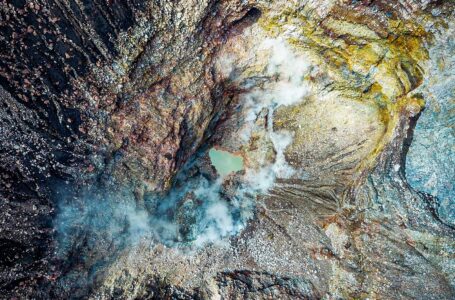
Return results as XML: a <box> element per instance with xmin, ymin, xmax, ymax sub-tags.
<box><xmin>0</xmin><ymin>0</ymin><xmax>454</xmax><ymax>299</ymax></box>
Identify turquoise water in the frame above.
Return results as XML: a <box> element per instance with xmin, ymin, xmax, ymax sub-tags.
<box><xmin>209</xmin><ymin>148</ymin><xmax>244</xmax><ymax>176</ymax></box>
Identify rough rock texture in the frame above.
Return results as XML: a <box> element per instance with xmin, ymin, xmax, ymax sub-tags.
<box><xmin>405</xmin><ymin>20</ymin><xmax>455</xmax><ymax>227</ymax></box>
<box><xmin>0</xmin><ymin>0</ymin><xmax>454</xmax><ymax>299</ymax></box>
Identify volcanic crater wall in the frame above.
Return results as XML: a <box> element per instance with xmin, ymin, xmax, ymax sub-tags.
<box><xmin>0</xmin><ymin>0</ymin><xmax>454</xmax><ymax>299</ymax></box>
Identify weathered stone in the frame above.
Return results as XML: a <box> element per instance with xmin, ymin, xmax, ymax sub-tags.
<box><xmin>0</xmin><ymin>0</ymin><xmax>454</xmax><ymax>299</ymax></box>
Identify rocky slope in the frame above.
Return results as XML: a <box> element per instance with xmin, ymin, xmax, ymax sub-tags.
<box><xmin>0</xmin><ymin>0</ymin><xmax>454</xmax><ymax>299</ymax></box>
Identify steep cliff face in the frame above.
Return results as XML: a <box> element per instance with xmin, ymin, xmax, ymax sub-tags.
<box><xmin>1</xmin><ymin>1</ymin><xmax>253</xmax><ymax>296</ymax></box>
<box><xmin>0</xmin><ymin>0</ymin><xmax>454</xmax><ymax>299</ymax></box>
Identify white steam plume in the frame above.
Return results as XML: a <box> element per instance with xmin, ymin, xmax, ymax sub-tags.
<box><xmin>56</xmin><ymin>38</ymin><xmax>313</xmax><ymax>255</ymax></box>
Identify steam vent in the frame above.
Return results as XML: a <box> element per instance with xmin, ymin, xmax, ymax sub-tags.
<box><xmin>1</xmin><ymin>0</ymin><xmax>455</xmax><ymax>299</ymax></box>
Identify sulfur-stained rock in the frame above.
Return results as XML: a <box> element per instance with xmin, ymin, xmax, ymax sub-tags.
<box><xmin>0</xmin><ymin>0</ymin><xmax>454</xmax><ymax>299</ymax></box>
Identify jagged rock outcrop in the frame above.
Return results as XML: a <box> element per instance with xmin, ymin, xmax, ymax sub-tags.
<box><xmin>0</xmin><ymin>0</ymin><xmax>454</xmax><ymax>299</ymax></box>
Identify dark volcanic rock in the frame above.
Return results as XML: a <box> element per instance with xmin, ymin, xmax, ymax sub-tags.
<box><xmin>0</xmin><ymin>0</ymin><xmax>454</xmax><ymax>299</ymax></box>
<box><xmin>0</xmin><ymin>0</ymin><xmax>255</xmax><ymax>297</ymax></box>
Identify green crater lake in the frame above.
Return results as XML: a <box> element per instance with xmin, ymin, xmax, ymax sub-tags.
<box><xmin>209</xmin><ymin>148</ymin><xmax>244</xmax><ymax>177</ymax></box>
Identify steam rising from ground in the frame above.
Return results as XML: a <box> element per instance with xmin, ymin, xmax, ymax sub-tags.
<box><xmin>55</xmin><ymin>38</ymin><xmax>312</xmax><ymax>257</ymax></box>
<box><xmin>239</xmin><ymin>37</ymin><xmax>313</xmax><ymax>191</ymax></box>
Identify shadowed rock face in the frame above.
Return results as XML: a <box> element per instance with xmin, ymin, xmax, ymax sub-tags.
<box><xmin>0</xmin><ymin>0</ymin><xmax>454</xmax><ymax>299</ymax></box>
